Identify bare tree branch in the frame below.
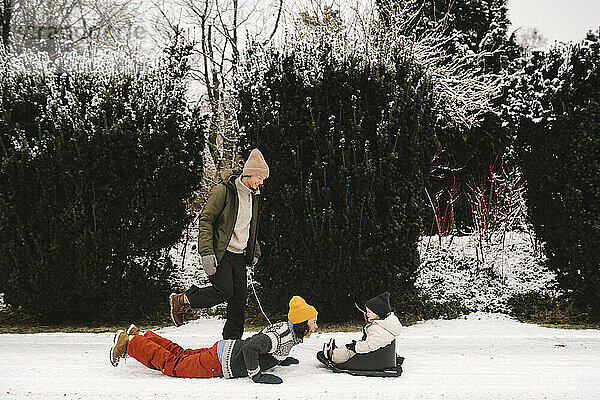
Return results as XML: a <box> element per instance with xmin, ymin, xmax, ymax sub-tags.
<box><xmin>265</xmin><ymin>0</ymin><xmax>282</xmax><ymax>44</ymax></box>
<box><xmin>1</xmin><ymin>0</ymin><xmax>13</xmax><ymax>48</ymax></box>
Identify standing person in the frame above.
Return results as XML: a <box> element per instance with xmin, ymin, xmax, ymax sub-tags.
<box><xmin>110</xmin><ymin>296</ymin><xmax>318</xmax><ymax>385</ymax></box>
<box><xmin>169</xmin><ymin>149</ymin><xmax>269</xmax><ymax>339</ymax></box>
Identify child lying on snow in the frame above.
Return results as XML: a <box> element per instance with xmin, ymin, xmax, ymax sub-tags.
<box><xmin>323</xmin><ymin>292</ymin><xmax>401</xmax><ymax>364</ymax></box>
<box><xmin>109</xmin><ymin>296</ymin><xmax>318</xmax><ymax>384</ymax></box>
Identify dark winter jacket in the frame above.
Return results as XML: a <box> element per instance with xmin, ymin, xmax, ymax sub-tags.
<box><xmin>198</xmin><ymin>171</ymin><xmax>261</xmax><ymax>265</ymax></box>
<box><xmin>220</xmin><ymin>321</ymin><xmax>301</xmax><ymax>379</ymax></box>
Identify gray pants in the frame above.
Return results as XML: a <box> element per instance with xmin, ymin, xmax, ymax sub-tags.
<box><xmin>332</xmin><ymin>346</ymin><xmax>356</xmax><ymax>364</ymax></box>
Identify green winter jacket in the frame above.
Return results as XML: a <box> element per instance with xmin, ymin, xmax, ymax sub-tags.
<box><xmin>198</xmin><ymin>171</ymin><xmax>262</xmax><ymax>265</ymax></box>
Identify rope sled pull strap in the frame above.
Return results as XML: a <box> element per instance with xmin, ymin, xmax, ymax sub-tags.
<box><xmin>250</xmin><ymin>272</ymin><xmax>272</xmax><ymax>326</ymax></box>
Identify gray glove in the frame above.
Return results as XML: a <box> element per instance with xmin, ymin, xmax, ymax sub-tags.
<box><xmin>201</xmin><ymin>255</ymin><xmax>217</xmax><ymax>276</ymax></box>
<box><xmin>252</xmin><ymin>256</ymin><xmax>259</xmax><ymax>268</ymax></box>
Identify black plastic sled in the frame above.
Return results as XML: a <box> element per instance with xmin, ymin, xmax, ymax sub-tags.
<box><xmin>316</xmin><ymin>339</ymin><xmax>404</xmax><ymax>377</ymax></box>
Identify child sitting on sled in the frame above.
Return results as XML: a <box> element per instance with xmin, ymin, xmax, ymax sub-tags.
<box><xmin>323</xmin><ymin>292</ymin><xmax>401</xmax><ymax>364</ymax></box>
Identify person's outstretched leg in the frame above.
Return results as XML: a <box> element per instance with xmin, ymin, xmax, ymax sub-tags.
<box><xmin>127</xmin><ymin>331</ymin><xmax>222</xmax><ymax>378</ymax></box>
<box><xmin>143</xmin><ymin>330</ymin><xmax>210</xmax><ymax>356</ymax></box>
<box><xmin>184</xmin><ymin>252</ymin><xmax>235</xmax><ymax>306</ymax></box>
<box><xmin>170</xmin><ymin>252</ymin><xmax>235</xmax><ymax>326</ymax></box>
<box><xmin>223</xmin><ymin>252</ymin><xmax>247</xmax><ymax>339</ymax></box>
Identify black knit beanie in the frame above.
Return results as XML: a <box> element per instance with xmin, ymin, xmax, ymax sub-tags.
<box><xmin>365</xmin><ymin>292</ymin><xmax>391</xmax><ymax>318</ymax></box>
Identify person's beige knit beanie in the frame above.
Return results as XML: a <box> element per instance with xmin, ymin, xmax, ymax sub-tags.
<box><xmin>243</xmin><ymin>149</ymin><xmax>269</xmax><ymax>179</ymax></box>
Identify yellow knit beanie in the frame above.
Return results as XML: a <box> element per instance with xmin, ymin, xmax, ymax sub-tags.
<box><xmin>288</xmin><ymin>296</ymin><xmax>318</xmax><ymax>324</ymax></box>
<box><xmin>243</xmin><ymin>149</ymin><xmax>269</xmax><ymax>179</ymax></box>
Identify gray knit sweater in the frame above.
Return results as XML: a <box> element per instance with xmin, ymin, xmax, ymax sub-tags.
<box><xmin>226</xmin><ymin>176</ymin><xmax>253</xmax><ymax>254</ymax></box>
<box><xmin>220</xmin><ymin>321</ymin><xmax>301</xmax><ymax>379</ymax></box>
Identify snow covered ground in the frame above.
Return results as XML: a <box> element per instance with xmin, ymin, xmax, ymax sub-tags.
<box><xmin>1</xmin><ymin>313</ymin><xmax>599</xmax><ymax>400</ymax></box>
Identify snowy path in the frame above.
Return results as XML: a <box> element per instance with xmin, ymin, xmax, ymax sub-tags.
<box><xmin>1</xmin><ymin>313</ymin><xmax>599</xmax><ymax>400</ymax></box>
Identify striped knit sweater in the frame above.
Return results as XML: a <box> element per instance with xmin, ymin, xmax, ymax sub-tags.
<box><xmin>220</xmin><ymin>321</ymin><xmax>300</xmax><ymax>379</ymax></box>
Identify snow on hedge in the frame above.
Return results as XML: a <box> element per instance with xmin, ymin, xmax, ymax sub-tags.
<box><xmin>168</xmin><ymin>221</ymin><xmax>210</xmax><ymax>291</ymax></box>
<box><xmin>417</xmin><ymin>231</ymin><xmax>561</xmax><ymax>313</ymax></box>
<box><xmin>1</xmin><ymin>229</ymin><xmax>557</xmax><ymax>316</ymax></box>
<box><xmin>167</xmin><ymin>227</ymin><xmax>560</xmax><ymax>316</ymax></box>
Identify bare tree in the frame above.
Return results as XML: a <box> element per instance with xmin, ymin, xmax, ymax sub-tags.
<box><xmin>0</xmin><ymin>0</ymin><xmax>12</xmax><ymax>49</ymax></box>
<box><xmin>5</xmin><ymin>0</ymin><xmax>142</xmax><ymax>54</ymax></box>
<box><xmin>150</xmin><ymin>0</ymin><xmax>284</xmax><ymax>179</ymax></box>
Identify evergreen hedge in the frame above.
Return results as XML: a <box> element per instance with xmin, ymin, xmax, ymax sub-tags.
<box><xmin>0</xmin><ymin>42</ymin><xmax>205</xmax><ymax>321</ymax></box>
<box><xmin>236</xmin><ymin>39</ymin><xmax>438</xmax><ymax>321</ymax></box>
<box><xmin>514</xmin><ymin>31</ymin><xmax>600</xmax><ymax>317</ymax></box>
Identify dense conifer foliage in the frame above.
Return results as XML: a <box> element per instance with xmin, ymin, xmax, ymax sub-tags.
<box><xmin>512</xmin><ymin>31</ymin><xmax>600</xmax><ymax>317</ymax></box>
<box><xmin>236</xmin><ymin>37</ymin><xmax>438</xmax><ymax>321</ymax></box>
<box><xmin>0</xmin><ymin>40</ymin><xmax>205</xmax><ymax>321</ymax></box>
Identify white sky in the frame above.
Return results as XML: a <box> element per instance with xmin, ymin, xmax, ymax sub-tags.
<box><xmin>508</xmin><ymin>0</ymin><xmax>600</xmax><ymax>44</ymax></box>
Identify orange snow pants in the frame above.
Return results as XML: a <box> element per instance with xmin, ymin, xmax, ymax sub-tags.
<box><xmin>127</xmin><ymin>330</ymin><xmax>223</xmax><ymax>378</ymax></box>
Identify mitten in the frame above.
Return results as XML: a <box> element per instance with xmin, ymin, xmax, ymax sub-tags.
<box><xmin>279</xmin><ymin>357</ymin><xmax>299</xmax><ymax>366</ymax></box>
<box><xmin>251</xmin><ymin>372</ymin><xmax>283</xmax><ymax>384</ymax></box>
<box><xmin>201</xmin><ymin>255</ymin><xmax>217</xmax><ymax>276</ymax></box>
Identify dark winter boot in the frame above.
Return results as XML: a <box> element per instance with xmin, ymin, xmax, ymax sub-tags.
<box><xmin>323</xmin><ymin>338</ymin><xmax>336</xmax><ymax>361</ymax></box>
<box><xmin>109</xmin><ymin>330</ymin><xmax>129</xmax><ymax>367</ymax></box>
<box><xmin>169</xmin><ymin>293</ymin><xmax>190</xmax><ymax>327</ymax></box>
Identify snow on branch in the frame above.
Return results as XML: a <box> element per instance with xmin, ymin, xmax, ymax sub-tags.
<box><xmin>359</xmin><ymin>5</ymin><xmax>504</xmax><ymax>129</ymax></box>
<box><xmin>241</xmin><ymin>1</ymin><xmax>504</xmax><ymax>130</ymax></box>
